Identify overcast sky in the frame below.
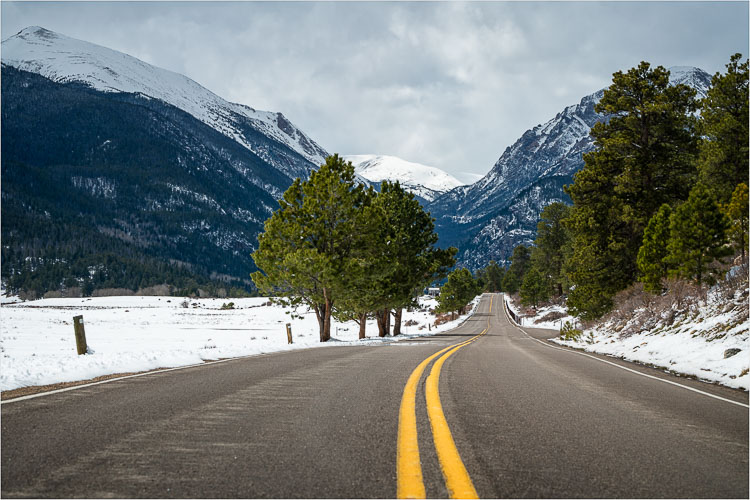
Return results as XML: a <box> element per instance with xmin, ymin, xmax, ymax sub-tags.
<box><xmin>2</xmin><ymin>2</ymin><xmax>748</xmax><ymax>183</ymax></box>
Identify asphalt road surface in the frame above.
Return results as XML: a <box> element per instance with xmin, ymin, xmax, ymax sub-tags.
<box><xmin>2</xmin><ymin>294</ymin><xmax>747</xmax><ymax>498</ymax></box>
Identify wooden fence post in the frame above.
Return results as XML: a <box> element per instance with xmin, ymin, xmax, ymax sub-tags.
<box><xmin>73</xmin><ymin>315</ymin><xmax>88</xmax><ymax>355</ymax></box>
<box><xmin>286</xmin><ymin>323</ymin><xmax>293</xmax><ymax>344</ymax></box>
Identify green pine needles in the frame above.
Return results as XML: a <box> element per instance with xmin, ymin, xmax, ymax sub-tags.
<box><xmin>251</xmin><ymin>154</ymin><xmax>456</xmax><ymax>342</ymax></box>
<box><xmin>560</xmin><ymin>54</ymin><xmax>748</xmax><ymax>318</ymax></box>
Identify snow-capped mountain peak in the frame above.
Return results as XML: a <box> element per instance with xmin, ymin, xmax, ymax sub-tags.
<box><xmin>668</xmin><ymin>65</ymin><xmax>713</xmax><ymax>99</ymax></box>
<box><xmin>344</xmin><ymin>155</ymin><xmax>464</xmax><ymax>202</ymax></box>
<box><xmin>1</xmin><ymin>26</ymin><xmax>328</xmax><ymax>170</ymax></box>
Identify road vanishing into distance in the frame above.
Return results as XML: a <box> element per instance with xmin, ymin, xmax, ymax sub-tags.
<box><xmin>2</xmin><ymin>294</ymin><xmax>748</xmax><ymax>498</ymax></box>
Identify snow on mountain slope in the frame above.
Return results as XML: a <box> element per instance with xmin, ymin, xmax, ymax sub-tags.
<box><xmin>345</xmin><ymin>155</ymin><xmax>464</xmax><ymax>202</ymax></box>
<box><xmin>431</xmin><ymin>66</ymin><xmax>711</xmax><ymax>225</ymax></box>
<box><xmin>429</xmin><ymin>65</ymin><xmax>712</xmax><ymax>268</ymax></box>
<box><xmin>669</xmin><ymin>66</ymin><xmax>712</xmax><ymax>99</ymax></box>
<box><xmin>1</xmin><ymin>26</ymin><xmax>328</xmax><ymax>171</ymax></box>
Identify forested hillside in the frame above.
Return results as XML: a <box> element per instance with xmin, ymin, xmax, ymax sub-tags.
<box><xmin>1</xmin><ymin>66</ymin><xmax>302</xmax><ymax>297</ymax></box>
<box><xmin>483</xmin><ymin>55</ymin><xmax>748</xmax><ymax>321</ymax></box>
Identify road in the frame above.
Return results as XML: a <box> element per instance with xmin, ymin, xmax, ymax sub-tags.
<box><xmin>2</xmin><ymin>294</ymin><xmax>747</xmax><ymax>498</ymax></box>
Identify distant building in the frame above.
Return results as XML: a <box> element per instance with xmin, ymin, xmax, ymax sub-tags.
<box><xmin>427</xmin><ymin>287</ymin><xmax>440</xmax><ymax>297</ymax></box>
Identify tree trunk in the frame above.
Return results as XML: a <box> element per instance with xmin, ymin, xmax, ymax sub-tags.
<box><xmin>393</xmin><ymin>308</ymin><xmax>403</xmax><ymax>336</ymax></box>
<box><xmin>358</xmin><ymin>313</ymin><xmax>367</xmax><ymax>339</ymax></box>
<box><xmin>377</xmin><ymin>310</ymin><xmax>387</xmax><ymax>337</ymax></box>
<box><xmin>314</xmin><ymin>303</ymin><xmax>325</xmax><ymax>342</ymax></box>
<box><xmin>451</xmin><ymin>311</ymin><xmax>455</xmax><ymax>321</ymax></box>
<box><xmin>322</xmin><ymin>295</ymin><xmax>333</xmax><ymax>342</ymax></box>
<box><xmin>386</xmin><ymin>309</ymin><xmax>391</xmax><ymax>336</ymax></box>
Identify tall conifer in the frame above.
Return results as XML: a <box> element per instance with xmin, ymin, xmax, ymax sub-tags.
<box><xmin>637</xmin><ymin>204</ymin><xmax>673</xmax><ymax>293</ymax></box>
<box><xmin>666</xmin><ymin>184</ymin><xmax>731</xmax><ymax>286</ymax></box>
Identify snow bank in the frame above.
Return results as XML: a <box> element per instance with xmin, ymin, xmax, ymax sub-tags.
<box><xmin>504</xmin><ymin>296</ymin><xmax>576</xmax><ymax>329</ymax></box>
<box><xmin>551</xmin><ymin>285</ymin><xmax>749</xmax><ymax>391</ymax></box>
<box><xmin>0</xmin><ymin>294</ymin><xmax>480</xmax><ymax>392</ymax></box>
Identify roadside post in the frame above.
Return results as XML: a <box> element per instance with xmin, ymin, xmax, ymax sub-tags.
<box><xmin>286</xmin><ymin>323</ymin><xmax>293</xmax><ymax>344</ymax></box>
<box><xmin>73</xmin><ymin>315</ymin><xmax>88</xmax><ymax>355</ymax></box>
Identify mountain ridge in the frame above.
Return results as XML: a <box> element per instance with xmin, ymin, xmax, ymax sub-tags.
<box><xmin>0</xmin><ymin>27</ymin><xmax>336</xmax><ymax>296</ymax></box>
<box><xmin>2</xmin><ymin>26</ymin><xmax>328</xmax><ymax>175</ymax></box>
<box><xmin>344</xmin><ymin>154</ymin><xmax>464</xmax><ymax>202</ymax></box>
<box><xmin>428</xmin><ymin>66</ymin><xmax>712</xmax><ymax>267</ymax></box>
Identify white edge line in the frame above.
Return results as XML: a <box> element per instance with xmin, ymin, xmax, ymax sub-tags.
<box><xmin>2</xmin><ymin>296</ymin><xmax>490</xmax><ymax>405</ymax></box>
<box><xmin>0</xmin><ymin>354</ymin><xmax>261</xmax><ymax>405</ymax></box>
<box><xmin>499</xmin><ymin>294</ymin><xmax>749</xmax><ymax>409</ymax></box>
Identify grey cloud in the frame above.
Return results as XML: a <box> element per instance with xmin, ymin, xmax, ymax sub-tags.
<box><xmin>2</xmin><ymin>2</ymin><xmax>748</xmax><ymax>183</ymax></box>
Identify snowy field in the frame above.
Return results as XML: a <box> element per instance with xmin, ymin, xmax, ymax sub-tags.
<box><xmin>504</xmin><ymin>292</ymin><xmax>749</xmax><ymax>391</ymax></box>
<box><xmin>0</xmin><ymin>294</ymin><xmax>479</xmax><ymax>392</ymax></box>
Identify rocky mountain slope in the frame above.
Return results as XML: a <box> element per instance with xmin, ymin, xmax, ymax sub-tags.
<box><xmin>1</xmin><ymin>27</ymin><xmax>330</xmax><ymax>296</ymax></box>
<box><xmin>3</xmin><ymin>27</ymin><xmax>328</xmax><ymax>176</ymax></box>
<box><xmin>344</xmin><ymin>154</ymin><xmax>463</xmax><ymax>202</ymax></box>
<box><xmin>429</xmin><ymin>66</ymin><xmax>712</xmax><ymax>267</ymax></box>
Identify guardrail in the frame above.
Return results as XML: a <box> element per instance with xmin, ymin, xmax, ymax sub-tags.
<box><xmin>503</xmin><ymin>296</ymin><xmax>521</xmax><ymax>326</ymax></box>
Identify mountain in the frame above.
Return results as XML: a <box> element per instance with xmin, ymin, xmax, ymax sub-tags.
<box><xmin>344</xmin><ymin>155</ymin><xmax>464</xmax><ymax>202</ymax></box>
<box><xmin>1</xmin><ymin>27</ymin><xmax>330</xmax><ymax>297</ymax></box>
<box><xmin>428</xmin><ymin>66</ymin><xmax>712</xmax><ymax>268</ymax></box>
<box><xmin>2</xmin><ymin>26</ymin><xmax>328</xmax><ymax>178</ymax></box>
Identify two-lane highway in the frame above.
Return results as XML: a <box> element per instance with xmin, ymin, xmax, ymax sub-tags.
<box><xmin>2</xmin><ymin>294</ymin><xmax>747</xmax><ymax>498</ymax></box>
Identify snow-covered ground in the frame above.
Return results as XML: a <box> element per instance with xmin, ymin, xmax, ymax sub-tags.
<box><xmin>0</xmin><ymin>294</ymin><xmax>480</xmax><ymax>392</ymax></box>
<box><xmin>504</xmin><ymin>297</ymin><xmax>576</xmax><ymax>329</ymax></box>
<box><xmin>504</xmin><ymin>291</ymin><xmax>749</xmax><ymax>391</ymax></box>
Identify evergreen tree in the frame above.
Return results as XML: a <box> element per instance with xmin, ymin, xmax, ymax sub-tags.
<box><xmin>502</xmin><ymin>245</ymin><xmax>531</xmax><ymax>295</ymax></box>
<box><xmin>482</xmin><ymin>260</ymin><xmax>505</xmax><ymax>292</ymax></box>
<box><xmin>699</xmin><ymin>54</ymin><xmax>749</xmax><ymax>204</ymax></box>
<box><xmin>565</xmin><ymin>62</ymin><xmax>699</xmax><ymax>318</ymax></box>
<box><xmin>724</xmin><ymin>183</ymin><xmax>749</xmax><ymax>263</ymax></box>
<box><xmin>532</xmin><ymin>202</ymin><xmax>572</xmax><ymax>297</ymax></box>
<box><xmin>365</xmin><ymin>181</ymin><xmax>456</xmax><ymax>336</ymax></box>
<box><xmin>251</xmin><ymin>155</ymin><xmax>367</xmax><ymax>342</ymax></box>
<box><xmin>328</xmin><ymin>186</ymin><xmax>385</xmax><ymax>339</ymax></box>
<box><xmin>666</xmin><ymin>184</ymin><xmax>731</xmax><ymax>286</ymax></box>
<box><xmin>520</xmin><ymin>267</ymin><xmax>549</xmax><ymax>309</ymax></box>
<box><xmin>637</xmin><ymin>204</ymin><xmax>673</xmax><ymax>293</ymax></box>
<box><xmin>435</xmin><ymin>268</ymin><xmax>479</xmax><ymax>320</ymax></box>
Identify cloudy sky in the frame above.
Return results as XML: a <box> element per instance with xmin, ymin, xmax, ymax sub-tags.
<box><xmin>2</xmin><ymin>1</ymin><xmax>748</xmax><ymax>183</ymax></box>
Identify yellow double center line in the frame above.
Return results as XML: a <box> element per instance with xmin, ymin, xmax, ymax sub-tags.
<box><xmin>397</xmin><ymin>296</ymin><xmax>492</xmax><ymax>498</ymax></box>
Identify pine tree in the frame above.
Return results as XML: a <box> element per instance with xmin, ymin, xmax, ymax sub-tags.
<box><xmin>666</xmin><ymin>184</ymin><xmax>731</xmax><ymax>286</ymax></box>
<box><xmin>251</xmin><ymin>154</ymin><xmax>368</xmax><ymax>342</ymax></box>
<box><xmin>482</xmin><ymin>260</ymin><xmax>505</xmax><ymax>292</ymax></box>
<box><xmin>435</xmin><ymin>268</ymin><xmax>479</xmax><ymax>320</ymax></box>
<box><xmin>565</xmin><ymin>62</ymin><xmax>699</xmax><ymax>318</ymax></box>
<box><xmin>520</xmin><ymin>267</ymin><xmax>549</xmax><ymax>310</ymax></box>
<box><xmin>532</xmin><ymin>202</ymin><xmax>571</xmax><ymax>297</ymax></box>
<box><xmin>329</xmin><ymin>186</ymin><xmax>385</xmax><ymax>339</ymax></box>
<box><xmin>699</xmin><ymin>54</ymin><xmax>749</xmax><ymax>204</ymax></box>
<box><xmin>365</xmin><ymin>181</ymin><xmax>455</xmax><ymax>336</ymax></box>
<box><xmin>637</xmin><ymin>204</ymin><xmax>673</xmax><ymax>293</ymax></box>
<box><xmin>724</xmin><ymin>183</ymin><xmax>749</xmax><ymax>263</ymax></box>
<box><xmin>502</xmin><ymin>245</ymin><xmax>531</xmax><ymax>294</ymax></box>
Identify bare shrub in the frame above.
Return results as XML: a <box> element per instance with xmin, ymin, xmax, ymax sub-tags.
<box><xmin>434</xmin><ymin>313</ymin><xmax>452</xmax><ymax>326</ymax></box>
<box><xmin>91</xmin><ymin>288</ymin><xmax>135</xmax><ymax>297</ymax></box>
<box><xmin>535</xmin><ymin>311</ymin><xmax>566</xmax><ymax>324</ymax></box>
<box><xmin>136</xmin><ymin>284</ymin><xmax>171</xmax><ymax>296</ymax></box>
<box><xmin>664</xmin><ymin>278</ymin><xmax>703</xmax><ymax>312</ymax></box>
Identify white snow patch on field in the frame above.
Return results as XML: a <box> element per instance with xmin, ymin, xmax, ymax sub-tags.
<box><xmin>0</xmin><ymin>295</ymin><xmax>479</xmax><ymax>391</ymax></box>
